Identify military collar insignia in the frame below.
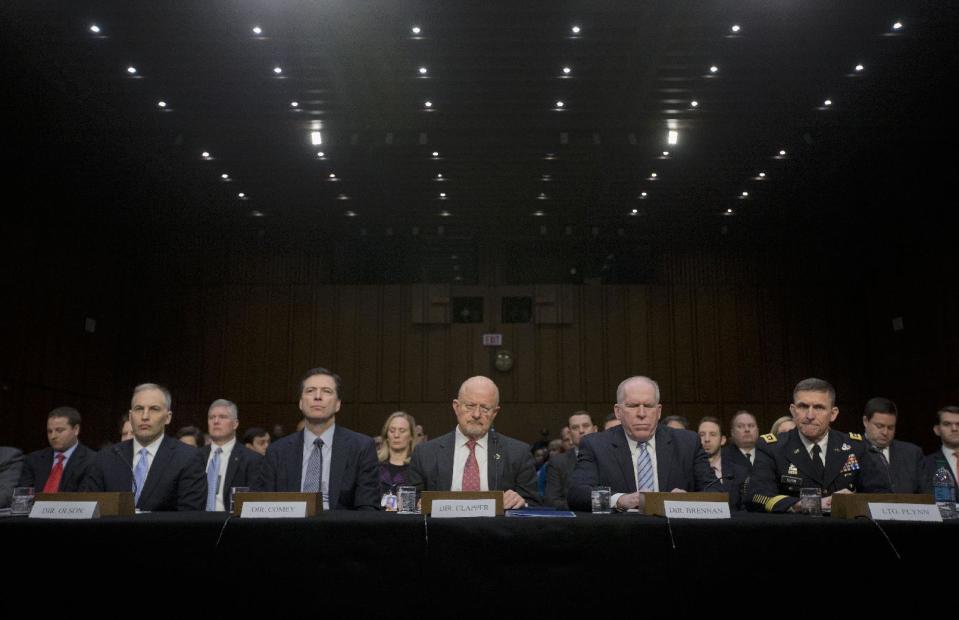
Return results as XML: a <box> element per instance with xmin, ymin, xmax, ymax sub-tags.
<box><xmin>761</xmin><ymin>433</ymin><xmax>777</xmax><ymax>443</ymax></box>
<box><xmin>848</xmin><ymin>432</ymin><xmax>863</xmax><ymax>441</ymax></box>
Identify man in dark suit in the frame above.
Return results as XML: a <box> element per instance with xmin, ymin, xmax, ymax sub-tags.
<box><xmin>0</xmin><ymin>446</ymin><xmax>24</xmax><ymax>508</ymax></box>
<box><xmin>923</xmin><ymin>405</ymin><xmax>959</xmax><ymax>496</ymax></box>
<box><xmin>200</xmin><ymin>399</ymin><xmax>262</xmax><ymax>511</ymax></box>
<box><xmin>721</xmin><ymin>410</ymin><xmax>758</xmax><ymax>472</ymax></box>
<box><xmin>81</xmin><ymin>383</ymin><xmax>206</xmax><ymax>511</ymax></box>
<box><xmin>408</xmin><ymin>376</ymin><xmax>539</xmax><ymax>509</ymax></box>
<box><xmin>745</xmin><ymin>378</ymin><xmax>890</xmax><ymax>513</ymax></box>
<box><xmin>861</xmin><ymin>397</ymin><xmax>926</xmax><ymax>494</ymax></box>
<box><xmin>19</xmin><ymin>406</ymin><xmax>96</xmax><ymax>493</ymax></box>
<box><xmin>545</xmin><ymin>410</ymin><xmax>596</xmax><ymax>509</ymax></box>
<box><xmin>254</xmin><ymin>367</ymin><xmax>379</xmax><ymax>510</ymax></box>
<box><xmin>697</xmin><ymin>416</ymin><xmax>748</xmax><ymax>510</ymax></box>
<box><xmin>568</xmin><ymin>376</ymin><xmax>720</xmax><ymax>512</ymax></box>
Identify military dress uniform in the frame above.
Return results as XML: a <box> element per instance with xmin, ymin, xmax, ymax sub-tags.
<box><xmin>745</xmin><ymin>428</ymin><xmax>891</xmax><ymax>512</ymax></box>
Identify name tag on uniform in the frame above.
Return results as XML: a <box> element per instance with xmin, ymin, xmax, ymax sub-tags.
<box><xmin>30</xmin><ymin>501</ymin><xmax>99</xmax><ymax>519</ymax></box>
<box><xmin>868</xmin><ymin>503</ymin><xmax>943</xmax><ymax>522</ymax></box>
<box><xmin>431</xmin><ymin>499</ymin><xmax>496</xmax><ymax>518</ymax></box>
<box><xmin>663</xmin><ymin>501</ymin><xmax>730</xmax><ymax>519</ymax></box>
<box><xmin>240</xmin><ymin>501</ymin><xmax>307</xmax><ymax>518</ymax></box>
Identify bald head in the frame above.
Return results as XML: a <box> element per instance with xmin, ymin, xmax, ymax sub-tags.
<box><xmin>458</xmin><ymin>376</ymin><xmax>500</xmax><ymax>406</ymax></box>
<box><xmin>616</xmin><ymin>376</ymin><xmax>660</xmax><ymax>405</ymax></box>
<box><xmin>453</xmin><ymin>376</ymin><xmax>501</xmax><ymax>440</ymax></box>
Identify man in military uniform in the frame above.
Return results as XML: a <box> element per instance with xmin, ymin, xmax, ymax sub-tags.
<box><xmin>745</xmin><ymin>378</ymin><xmax>890</xmax><ymax>513</ymax></box>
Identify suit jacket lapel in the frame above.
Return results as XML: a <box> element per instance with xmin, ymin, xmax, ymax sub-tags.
<box><xmin>438</xmin><ymin>432</ymin><xmax>455</xmax><ymax>491</ymax></box>
<box><xmin>223</xmin><ymin>449</ymin><xmax>240</xmax><ymax>495</ymax></box>
<box><xmin>62</xmin><ymin>445</ymin><xmax>85</xmax><ymax>489</ymax></box>
<box><xmin>328</xmin><ymin>429</ymin><xmax>347</xmax><ymax>509</ymax></box>
<box><xmin>655</xmin><ymin>425</ymin><xmax>674</xmax><ymax>492</ymax></box>
<box><xmin>611</xmin><ymin>427</ymin><xmax>637</xmax><ymax>491</ymax></box>
<box><xmin>823</xmin><ymin>432</ymin><xmax>846</xmax><ymax>488</ymax></box>
<box><xmin>486</xmin><ymin>432</ymin><xmax>503</xmax><ymax>491</ymax></box>
<box><xmin>37</xmin><ymin>448</ymin><xmax>54</xmax><ymax>490</ymax></box>
<box><xmin>140</xmin><ymin>437</ymin><xmax>174</xmax><ymax>506</ymax></box>
<box><xmin>288</xmin><ymin>431</ymin><xmax>305</xmax><ymax>492</ymax></box>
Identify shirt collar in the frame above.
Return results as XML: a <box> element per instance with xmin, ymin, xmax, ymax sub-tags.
<box><xmin>455</xmin><ymin>426</ymin><xmax>488</xmax><ymax>450</ymax></box>
<box><xmin>133</xmin><ymin>434</ymin><xmax>164</xmax><ymax>456</ymax></box>
<box><xmin>798</xmin><ymin>431</ymin><xmax>829</xmax><ymax>456</ymax></box>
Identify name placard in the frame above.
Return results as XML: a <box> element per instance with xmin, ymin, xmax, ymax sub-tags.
<box><xmin>663</xmin><ymin>500</ymin><xmax>730</xmax><ymax>520</ymax></box>
<box><xmin>868</xmin><ymin>502</ymin><xmax>943</xmax><ymax>522</ymax></box>
<box><xmin>431</xmin><ymin>499</ymin><xmax>496</xmax><ymax>518</ymax></box>
<box><xmin>30</xmin><ymin>501</ymin><xmax>99</xmax><ymax>520</ymax></box>
<box><xmin>240</xmin><ymin>501</ymin><xmax>307</xmax><ymax>518</ymax></box>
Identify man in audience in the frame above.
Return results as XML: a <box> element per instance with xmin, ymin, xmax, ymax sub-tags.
<box><xmin>924</xmin><ymin>405</ymin><xmax>959</xmax><ymax>494</ymax></box>
<box><xmin>200</xmin><ymin>399</ymin><xmax>262</xmax><ymax>511</ymax></box>
<box><xmin>560</xmin><ymin>426</ymin><xmax>573</xmax><ymax>452</ymax></box>
<box><xmin>663</xmin><ymin>415</ymin><xmax>688</xmax><ymax>430</ymax></box>
<box><xmin>82</xmin><ymin>383</ymin><xmax>206</xmax><ymax>511</ymax></box>
<box><xmin>19</xmin><ymin>406</ymin><xmax>96</xmax><ymax>493</ymax></box>
<box><xmin>120</xmin><ymin>414</ymin><xmax>134</xmax><ymax>442</ymax></box>
<box><xmin>698</xmin><ymin>416</ymin><xmax>747</xmax><ymax>510</ymax></box>
<box><xmin>242</xmin><ymin>427</ymin><xmax>271</xmax><ymax>456</ymax></box>
<box><xmin>546</xmin><ymin>411</ymin><xmax>596</xmax><ymax>509</ymax></box>
<box><xmin>254</xmin><ymin>367</ymin><xmax>379</xmax><ymax>510</ymax></box>
<box><xmin>861</xmin><ymin>397</ymin><xmax>925</xmax><ymax>493</ymax></box>
<box><xmin>408</xmin><ymin>376</ymin><xmax>539</xmax><ymax>509</ymax></box>
<box><xmin>722</xmin><ymin>410</ymin><xmax>758</xmax><ymax>471</ymax></box>
<box><xmin>175</xmin><ymin>425</ymin><xmax>204</xmax><ymax>447</ymax></box>
<box><xmin>603</xmin><ymin>413</ymin><xmax>621</xmax><ymax>431</ymax></box>
<box><xmin>568</xmin><ymin>376</ymin><xmax>720</xmax><ymax>512</ymax></box>
<box><xmin>745</xmin><ymin>378</ymin><xmax>890</xmax><ymax>513</ymax></box>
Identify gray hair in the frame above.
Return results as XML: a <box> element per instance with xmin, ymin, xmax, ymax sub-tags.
<box><xmin>208</xmin><ymin>398</ymin><xmax>238</xmax><ymax>420</ymax></box>
<box><xmin>616</xmin><ymin>376</ymin><xmax>661</xmax><ymax>405</ymax></box>
<box><xmin>132</xmin><ymin>383</ymin><xmax>172</xmax><ymax>409</ymax></box>
<box><xmin>792</xmin><ymin>377</ymin><xmax>835</xmax><ymax>406</ymax></box>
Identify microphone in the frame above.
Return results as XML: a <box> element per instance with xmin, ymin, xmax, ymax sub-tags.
<box><xmin>112</xmin><ymin>444</ymin><xmax>139</xmax><ymax>504</ymax></box>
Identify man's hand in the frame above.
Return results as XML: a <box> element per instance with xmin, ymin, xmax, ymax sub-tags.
<box><xmin>823</xmin><ymin>488</ymin><xmax>853</xmax><ymax>512</ymax></box>
<box><xmin>503</xmin><ymin>489</ymin><xmax>527</xmax><ymax>510</ymax></box>
<box><xmin>615</xmin><ymin>491</ymin><xmax>645</xmax><ymax>512</ymax></box>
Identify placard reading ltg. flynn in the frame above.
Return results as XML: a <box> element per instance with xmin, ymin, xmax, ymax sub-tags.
<box><xmin>663</xmin><ymin>500</ymin><xmax>730</xmax><ymax>520</ymax></box>
<box><xmin>868</xmin><ymin>503</ymin><xmax>942</xmax><ymax>522</ymax></box>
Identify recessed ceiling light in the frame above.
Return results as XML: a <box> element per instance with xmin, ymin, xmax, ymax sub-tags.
<box><xmin>662</xmin><ymin>151</ymin><xmax>669</xmax><ymax>157</ymax></box>
<box><xmin>424</xmin><ymin>100</ymin><xmax>433</xmax><ymax>108</ymax></box>
<box><xmin>126</xmin><ymin>66</ymin><xmax>137</xmax><ymax>75</ymax></box>
<box><xmin>157</xmin><ymin>100</ymin><xmax>167</xmax><ymax>108</ymax></box>
<box><xmin>758</xmin><ymin>172</ymin><xmax>766</xmax><ymax>178</ymax></box>
<box><xmin>690</xmin><ymin>100</ymin><xmax>699</xmax><ymax>108</ymax></box>
<box><xmin>221</xmin><ymin>173</ymin><xmax>229</xmax><ymax>180</ymax></box>
<box><xmin>779</xmin><ymin>149</ymin><xmax>787</xmax><ymax>156</ymax></box>
<box><xmin>440</xmin><ymin>210</ymin><xmax>451</xmax><ymax>217</ymax></box>
<box><xmin>823</xmin><ymin>99</ymin><xmax>832</xmax><ymax>106</ymax></box>
<box><xmin>316</xmin><ymin>151</ymin><xmax>325</xmax><ymax>158</ymax></box>
<box><xmin>89</xmin><ymin>25</ymin><xmax>101</xmax><ymax>34</ymax></box>
<box><xmin>250</xmin><ymin>210</ymin><xmax>264</xmax><ymax>217</ymax></box>
<box><xmin>731</xmin><ymin>25</ymin><xmax>741</xmax><ymax>33</ymax></box>
<box><xmin>439</xmin><ymin>192</ymin><xmax>446</xmax><ymax>198</ymax></box>
<box><xmin>290</xmin><ymin>101</ymin><xmax>299</xmax><ymax>108</ymax></box>
<box><xmin>411</xmin><ymin>26</ymin><xmax>421</xmax><ymax>35</ymax></box>
<box><xmin>419</xmin><ymin>67</ymin><xmax>428</xmax><ymax>75</ymax></box>
<box><xmin>338</xmin><ymin>194</ymin><xmax>348</xmax><ymax>200</ymax></box>
<box><xmin>533</xmin><ymin>210</ymin><xmax>545</xmax><ymax>217</ymax></box>
<box><xmin>650</xmin><ymin>172</ymin><xmax>658</xmax><ymax>178</ymax></box>
<box><xmin>892</xmin><ymin>21</ymin><xmax>903</xmax><ymax>31</ymax></box>
<box><xmin>571</xmin><ymin>25</ymin><xmax>581</xmax><ymax>34</ymax></box>
<box><xmin>742</xmin><ymin>191</ymin><xmax>749</xmax><ymax>197</ymax></box>
<box><xmin>562</xmin><ymin>66</ymin><xmax>571</xmax><ymax>75</ymax></box>
<box><xmin>201</xmin><ymin>151</ymin><xmax>210</xmax><ymax>158</ymax></box>
<box><xmin>709</xmin><ymin>65</ymin><xmax>719</xmax><ymax>73</ymax></box>
<box><xmin>555</xmin><ymin>100</ymin><xmax>565</xmax><ymax>108</ymax></box>
<box><xmin>252</xmin><ymin>26</ymin><xmax>262</xmax><ymax>35</ymax></box>
<box><xmin>329</xmin><ymin>173</ymin><xmax>336</xmax><ymax>179</ymax></box>
<box><xmin>273</xmin><ymin>66</ymin><xmax>283</xmax><ymax>75</ymax></box>
<box><xmin>436</xmin><ymin>173</ymin><xmax>443</xmax><ymax>179</ymax></box>
<box><xmin>538</xmin><ymin>192</ymin><xmax>547</xmax><ymax>199</ymax></box>
<box><xmin>432</xmin><ymin>151</ymin><xmax>440</xmax><ymax>158</ymax></box>
<box><xmin>640</xmin><ymin>192</ymin><xmax>648</xmax><ymax>198</ymax></box>
<box><xmin>238</xmin><ymin>192</ymin><xmax>246</xmax><ymax>198</ymax></box>
<box><xmin>667</xmin><ymin>130</ymin><xmax>678</xmax><ymax>145</ymax></box>
<box><xmin>725</xmin><ymin>208</ymin><xmax>735</xmax><ymax>215</ymax></box>
<box><xmin>855</xmin><ymin>64</ymin><xmax>865</xmax><ymax>72</ymax></box>
<box><xmin>346</xmin><ymin>210</ymin><xmax>357</xmax><ymax>217</ymax></box>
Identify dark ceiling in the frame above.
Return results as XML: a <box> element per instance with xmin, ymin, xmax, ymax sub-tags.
<box><xmin>2</xmin><ymin>1</ymin><xmax>956</xmax><ymax>283</ymax></box>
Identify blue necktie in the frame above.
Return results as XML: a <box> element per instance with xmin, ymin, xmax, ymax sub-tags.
<box><xmin>206</xmin><ymin>447</ymin><xmax>222</xmax><ymax>511</ymax></box>
<box><xmin>636</xmin><ymin>442</ymin><xmax>654</xmax><ymax>491</ymax></box>
<box><xmin>303</xmin><ymin>438</ymin><xmax>324</xmax><ymax>494</ymax></box>
<box><xmin>133</xmin><ymin>448</ymin><xmax>149</xmax><ymax>506</ymax></box>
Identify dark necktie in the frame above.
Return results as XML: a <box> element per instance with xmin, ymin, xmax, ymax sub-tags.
<box><xmin>462</xmin><ymin>440</ymin><xmax>481</xmax><ymax>491</ymax></box>
<box><xmin>810</xmin><ymin>444</ymin><xmax>824</xmax><ymax>480</ymax></box>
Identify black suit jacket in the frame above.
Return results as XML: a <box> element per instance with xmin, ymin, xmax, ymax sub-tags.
<box><xmin>407</xmin><ymin>429</ymin><xmax>540</xmax><ymax>505</ymax></box>
<box><xmin>0</xmin><ymin>447</ymin><xmax>24</xmax><ymax>508</ymax></box>
<box><xmin>19</xmin><ymin>443</ymin><xmax>96</xmax><ymax>492</ymax></box>
<box><xmin>877</xmin><ymin>439</ymin><xmax>927</xmax><ymax>494</ymax></box>
<box><xmin>544</xmin><ymin>449</ymin><xmax>577</xmax><ymax>509</ymax></box>
<box><xmin>745</xmin><ymin>429</ymin><xmax>890</xmax><ymax>512</ymax></box>
<box><xmin>80</xmin><ymin>436</ymin><xmax>206</xmax><ymax>511</ymax></box>
<box><xmin>567</xmin><ymin>425</ymin><xmax>721</xmax><ymax>511</ymax></box>
<box><xmin>253</xmin><ymin>426</ymin><xmax>380</xmax><ymax>510</ymax></box>
<box><xmin>718</xmin><ymin>452</ymin><xmax>749</xmax><ymax>511</ymax></box>
<box><xmin>721</xmin><ymin>444</ymin><xmax>754</xmax><ymax>472</ymax></box>
<box><xmin>199</xmin><ymin>442</ymin><xmax>263</xmax><ymax>510</ymax></box>
<box><xmin>922</xmin><ymin>449</ymin><xmax>959</xmax><ymax>495</ymax></box>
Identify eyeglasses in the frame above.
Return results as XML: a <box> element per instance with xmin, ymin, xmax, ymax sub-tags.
<box><xmin>459</xmin><ymin>401</ymin><xmax>495</xmax><ymax>415</ymax></box>
<box><xmin>618</xmin><ymin>403</ymin><xmax>659</xmax><ymax>412</ymax></box>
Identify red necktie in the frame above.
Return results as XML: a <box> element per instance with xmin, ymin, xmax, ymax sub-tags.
<box><xmin>462</xmin><ymin>440</ymin><xmax>481</xmax><ymax>491</ymax></box>
<box><xmin>43</xmin><ymin>453</ymin><xmax>65</xmax><ymax>493</ymax></box>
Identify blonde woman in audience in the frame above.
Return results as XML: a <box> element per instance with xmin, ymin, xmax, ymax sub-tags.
<box><xmin>377</xmin><ymin>411</ymin><xmax>417</xmax><ymax>498</ymax></box>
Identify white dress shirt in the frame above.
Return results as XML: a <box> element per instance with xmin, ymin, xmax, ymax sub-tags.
<box><xmin>451</xmin><ymin>426</ymin><xmax>489</xmax><ymax>491</ymax></box>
